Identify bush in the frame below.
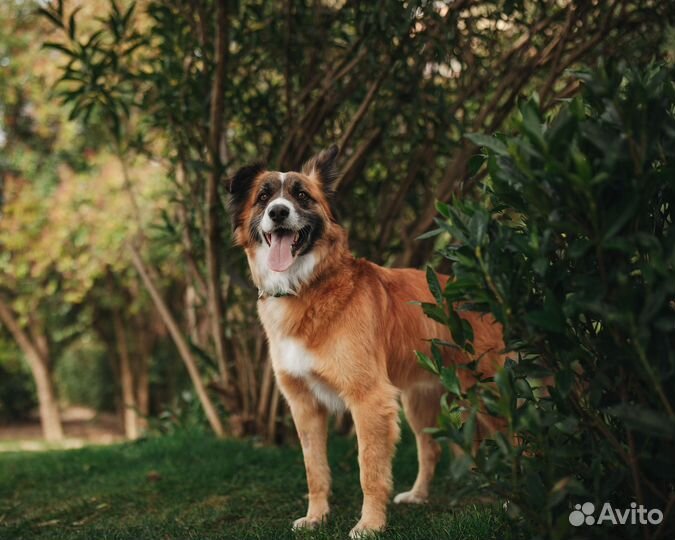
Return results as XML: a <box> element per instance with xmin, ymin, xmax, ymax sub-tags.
<box><xmin>146</xmin><ymin>390</ymin><xmax>211</xmax><ymax>437</ymax></box>
<box><xmin>0</xmin><ymin>339</ymin><xmax>36</xmax><ymax>424</ymax></box>
<box><xmin>55</xmin><ymin>338</ymin><xmax>116</xmax><ymax>411</ymax></box>
<box><xmin>420</xmin><ymin>62</ymin><xmax>675</xmax><ymax>539</ymax></box>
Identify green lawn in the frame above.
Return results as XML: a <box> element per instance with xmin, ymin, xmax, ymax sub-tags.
<box><xmin>0</xmin><ymin>428</ymin><xmax>519</xmax><ymax>540</ymax></box>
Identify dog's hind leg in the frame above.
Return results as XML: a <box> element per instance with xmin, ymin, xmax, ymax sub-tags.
<box><xmin>394</xmin><ymin>384</ymin><xmax>443</xmax><ymax>505</ymax></box>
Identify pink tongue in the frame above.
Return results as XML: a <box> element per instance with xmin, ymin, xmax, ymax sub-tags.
<box><xmin>267</xmin><ymin>232</ymin><xmax>295</xmax><ymax>272</ymax></box>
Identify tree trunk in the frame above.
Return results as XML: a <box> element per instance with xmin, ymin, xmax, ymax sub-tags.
<box><xmin>205</xmin><ymin>0</ymin><xmax>231</xmax><ymax>388</ymax></box>
<box><xmin>0</xmin><ymin>296</ymin><xmax>64</xmax><ymax>441</ymax></box>
<box><xmin>135</xmin><ymin>320</ymin><xmax>151</xmax><ymax>432</ymax></box>
<box><xmin>185</xmin><ymin>284</ymin><xmax>201</xmax><ymax>346</ymax></box>
<box><xmin>112</xmin><ymin>309</ymin><xmax>139</xmax><ymax>440</ymax></box>
<box><xmin>32</xmin><ymin>357</ymin><xmax>65</xmax><ymax>441</ymax></box>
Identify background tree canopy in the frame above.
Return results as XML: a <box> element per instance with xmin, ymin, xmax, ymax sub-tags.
<box><xmin>0</xmin><ymin>0</ymin><xmax>673</xmax><ymax>448</ymax></box>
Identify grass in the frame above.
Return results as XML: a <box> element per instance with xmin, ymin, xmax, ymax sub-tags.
<box><xmin>0</xmin><ymin>427</ymin><xmax>520</xmax><ymax>540</ymax></box>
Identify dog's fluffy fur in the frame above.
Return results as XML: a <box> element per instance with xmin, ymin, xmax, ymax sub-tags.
<box><xmin>230</xmin><ymin>146</ymin><xmax>506</xmax><ymax>537</ymax></box>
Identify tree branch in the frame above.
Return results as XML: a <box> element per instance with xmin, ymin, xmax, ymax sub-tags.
<box><xmin>0</xmin><ymin>294</ymin><xmax>43</xmax><ymax>370</ymax></box>
<box><xmin>128</xmin><ymin>243</ymin><xmax>225</xmax><ymax>437</ymax></box>
<box><xmin>205</xmin><ymin>0</ymin><xmax>231</xmax><ymax>387</ymax></box>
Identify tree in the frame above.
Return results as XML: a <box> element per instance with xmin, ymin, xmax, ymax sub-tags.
<box><xmin>0</xmin><ymin>297</ymin><xmax>63</xmax><ymax>440</ymax></box>
<box><xmin>33</xmin><ymin>0</ymin><xmax>675</xmax><ymax>440</ymax></box>
<box><xmin>0</xmin><ymin>0</ymin><xmax>172</xmax><ymax>439</ymax></box>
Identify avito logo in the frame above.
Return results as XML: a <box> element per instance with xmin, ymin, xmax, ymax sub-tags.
<box><xmin>569</xmin><ymin>502</ymin><xmax>663</xmax><ymax>527</ymax></box>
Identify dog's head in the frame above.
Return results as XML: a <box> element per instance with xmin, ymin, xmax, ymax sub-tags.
<box><xmin>229</xmin><ymin>145</ymin><xmax>341</xmax><ymax>295</ymax></box>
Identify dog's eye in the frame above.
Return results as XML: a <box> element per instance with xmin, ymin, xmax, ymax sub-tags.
<box><xmin>296</xmin><ymin>191</ymin><xmax>307</xmax><ymax>200</ymax></box>
<box><xmin>258</xmin><ymin>192</ymin><xmax>269</xmax><ymax>203</ymax></box>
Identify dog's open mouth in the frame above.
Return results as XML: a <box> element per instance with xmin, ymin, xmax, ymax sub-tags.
<box><xmin>264</xmin><ymin>226</ymin><xmax>311</xmax><ymax>272</ymax></box>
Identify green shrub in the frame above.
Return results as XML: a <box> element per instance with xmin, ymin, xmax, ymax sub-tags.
<box><xmin>420</xmin><ymin>62</ymin><xmax>675</xmax><ymax>539</ymax></box>
<box><xmin>146</xmin><ymin>390</ymin><xmax>211</xmax><ymax>437</ymax></box>
<box><xmin>55</xmin><ymin>338</ymin><xmax>116</xmax><ymax>411</ymax></box>
<box><xmin>0</xmin><ymin>338</ymin><xmax>36</xmax><ymax>423</ymax></box>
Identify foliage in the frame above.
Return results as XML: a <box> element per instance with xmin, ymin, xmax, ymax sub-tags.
<box><xmin>30</xmin><ymin>0</ymin><xmax>674</xmax><ymax>439</ymax></box>
<box><xmin>146</xmin><ymin>390</ymin><xmax>211</xmax><ymax>436</ymax></box>
<box><xmin>1</xmin><ymin>0</ymin><xmax>672</xmax><ymax>439</ymax></box>
<box><xmin>0</xmin><ymin>0</ymin><xmax>182</xmax><ymax>439</ymax></box>
<box><xmin>420</xmin><ymin>62</ymin><xmax>675</xmax><ymax>539</ymax></box>
<box><xmin>39</xmin><ymin>0</ymin><xmax>675</xmax><ymax>264</ymax></box>
<box><xmin>0</xmin><ymin>337</ymin><xmax>36</xmax><ymax>423</ymax></box>
<box><xmin>54</xmin><ymin>336</ymin><xmax>115</xmax><ymax>411</ymax></box>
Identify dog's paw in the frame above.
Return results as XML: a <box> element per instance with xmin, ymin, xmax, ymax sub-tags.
<box><xmin>393</xmin><ymin>490</ymin><xmax>427</xmax><ymax>504</ymax></box>
<box><xmin>348</xmin><ymin>520</ymin><xmax>384</xmax><ymax>538</ymax></box>
<box><xmin>292</xmin><ymin>515</ymin><xmax>325</xmax><ymax>531</ymax></box>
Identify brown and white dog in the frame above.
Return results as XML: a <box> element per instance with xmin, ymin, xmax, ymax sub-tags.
<box><xmin>229</xmin><ymin>146</ymin><xmax>505</xmax><ymax>537</ymax></box>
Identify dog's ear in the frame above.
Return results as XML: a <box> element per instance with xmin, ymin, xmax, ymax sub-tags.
<box><xmin>301</xmin><ymin>145</ymin><xmax>340</xmax><ymax>194</ymax></box>
<box><xmin>227</xmin><ymin>162</ymin><xmax>264</xmax><ymax>230</ymax></box>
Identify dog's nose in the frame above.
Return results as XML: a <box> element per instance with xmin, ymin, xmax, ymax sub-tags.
<box><xmin>268</xmin><ymin>204</ymin><xmax>289</xmax><ymax>223</ymax></box>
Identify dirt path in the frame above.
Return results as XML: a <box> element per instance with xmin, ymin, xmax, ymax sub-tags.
<box><xmin>0</xmin><ymin>406</ymin><xmax>124</xmax><ymax>451</ymax></box>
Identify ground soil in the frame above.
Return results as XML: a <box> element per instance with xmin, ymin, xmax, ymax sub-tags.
<box><xmin>0</xmin><ymin>406</ymin><xmax>124</xmax><ymax>451</ymax></box>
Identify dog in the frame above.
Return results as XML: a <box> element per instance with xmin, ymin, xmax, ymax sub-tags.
<box><xmin>229</xmin><ymin>145</ymin><xmax>506</xmax><ymax>537</ymax></box>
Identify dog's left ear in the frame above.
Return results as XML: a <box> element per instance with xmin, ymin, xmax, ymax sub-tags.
<box><xmin>301</xmin><ymin>145</ymin><xmax>340</xmax><ymax>194</ymax></box>
<box><xmin>227</xmin><ymin>162</ymin><xmax>264</xmax><ymax>230</ymax></box>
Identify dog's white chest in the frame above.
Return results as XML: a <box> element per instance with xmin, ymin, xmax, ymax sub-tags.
<box><xmin>276</xmin><ymin>337</ymin><xmax>314</xmax><ymax>377</ymax></box>
<box><xmin>274</xmin><ymin>336</ymin><xmax>345</xmax><ymax>413</ymax></box>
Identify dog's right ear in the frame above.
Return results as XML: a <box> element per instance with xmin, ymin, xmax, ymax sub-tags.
<box><xmin>302</xmin><ymin>145</ymin><xmax>340</xmax><ymax>194</ymax></box>
<box><xmin>227</xmin><ymin>162</ymin><xmax>264</xmax><ymax>230</ymax></box>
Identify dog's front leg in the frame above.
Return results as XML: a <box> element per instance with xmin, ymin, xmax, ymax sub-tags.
<box><xmin>277</xmin><ymin>373</ymin><xmax>331</xmax><ymax>530</ymax></box>
<box><xmin>347</xmin><ymin>384</ymin><xmax>400</xmax><ymax>538</ymax></box>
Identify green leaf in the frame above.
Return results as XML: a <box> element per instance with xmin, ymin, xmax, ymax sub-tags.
<box><xmin>430</xmin><ymin>338</ymin><xmax>459</xmax><ymax>350</ymax></box>
<box><xmin>519</xmin><ymin>99</ymin><xmax>546</xmax><ymax>151</ymax></box>
<box><xmin>468</xmin><ymin>210</ymin><xmax>488</xmax><ymax>246</ymax></box>
<box><xmin>416</xmin><ymin>228</ymin><xmax>442</xmax><ymax>240</ymax></box>
<box><xmin>571</xmin><ymin>148</ymin><xmax>592</xmax><ymax>182</ymax></box>
<box><xmin>440</xmin><ymin>366</ymin><xmax>462</xmax><ymax>397</ymax></box>
<box><xmin>416</xmin><ymin>351</ymin><xmax>439</xmax><ymax>375</ymax></box>
<box><xmin>42</xmin><ymin>42</ymin><xmax>77</xmax><ymax>58</ymax></box>
<box><xmin>430</xmin><ymin>341</ymin><xmax>444</xmax><ymax>370</ymax></box>
<box><xmin>421</xmin><ymin>302</ymin><xmax>448</xmax><ymax>325</ymax></box>
<box><xmin>68</xmin><ymin>7</ymin><xmax>82</xmax><ymax>40</ymax></box>
<box><xmin>465</xmin><ymin>132</ymin><xmax>508</xmax><ymax>155</ymax></box>
<box><xmin>446</xmin><ymin>304</ymin><xmax>465</xmax><ymax>347</ymax></box>
<box><xmin>605</xmin><ymin>404</ymin><xmax>675</xmax><ymax>439</ymax></box>
<box><xmin>460</xmin><ymin>317</ymin><xmax>474</xmax><ymax>346</ymax></box>
<box><xmin>514</xmin><ymin>378</ymin><xmax>534</xmax><ymax>400</ymax></box>
<box><xmin>435</xmin><ymin>200</ymin><xmax>450</xmax><ymax>218</ymax></box>
<box><xmin>467</xmin><ymin>153</ymin><xmax>486</xmax><ymax>177</ymax></box>
<box><xmin>426</xmin><ymin>266</ymin><xmax>443</xmax><ymax>304</ymax></box>
<box><xmin>122</xmin><ymin>1</ymin><xmax>137</xmax><ymax>28</ymax></box>
<box><xmin>37</xmin><ymin>7</ymin><xmax>64</xmax><ymax>29</ymax></box>
<box><xmin>462</xmin><ymin>410</ymin><xmax>477</xmax><ymax>448</ymax></box>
